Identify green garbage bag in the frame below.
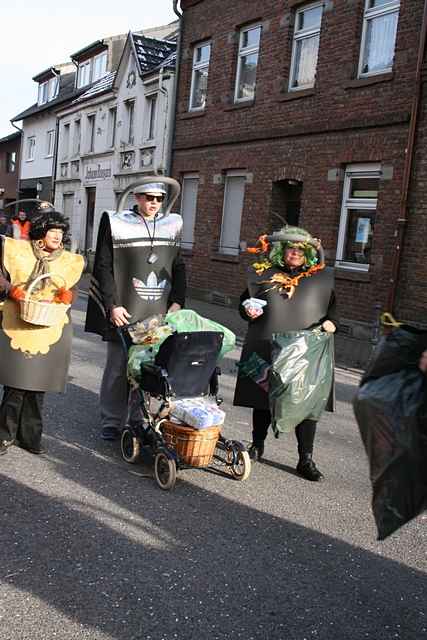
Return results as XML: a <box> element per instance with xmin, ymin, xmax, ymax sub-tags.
<box><xmin>165</xmin><ymin>309</ymin><xmax>236</xmax><ymax>359</ymax></box>
<box><xmin>270</xmin><ymin>328</ymin><xmax>334</xmax><ymax>434</ymax></box>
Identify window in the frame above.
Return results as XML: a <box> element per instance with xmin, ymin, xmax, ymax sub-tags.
<box><xmin>38</xmin><ymin>82</ymin><xmax>48</xmax><ymax>105</ymax></box>
<box><xmin>336</xmin><ymin>164</ymin><xmax>381</xmax><ymax>270</ymax></box>
<box><xmin>62</xmin><ymin>123</ymin><xmax>70</xmax><ymax>159</ymax></box>
<box><xmin>26</xmin><ymin>136</ymin><xmax>36</xmax><ymax>161</ymax></box>
<box><xmin>108</xmin><ymin>108</ymin><xmax>117</xmax><ymax>148</ymax></box>
<box><xmin>289</xmin><ymin>2</ymin><xmax>323</xmax><ymax>90</ymax></box>
<box><xmin>46</xmin><ymin>129</ymin><xmax>55</xmax><ymax>157</ymax></box>
<box><xmin>73</xmin><ymin>119</ymin><xmax>81</xmax><ymax>155</ymax></box>
<box><xmin>77</xmin><ymin>52</ymin><xmax>108</xmax><ymax>88</ymax></box>
<box><xmin>6</xmin><ymin>152</ymin><xmax>16</xmax><ymax>173</ymax></box>
<box><xmin>359</xmin><ymin>0</ymin><xmax>400</xmax><ymax>77</ymax></box>
<box><xmin>126</xmin><ymin>101</ymin><xmax>135</xmax><ymax>144</ymax></box>
<box><xmin>235</xmin><ymin>24</ymin><xmax>262</xmax><ymax>102</ymax></box>
<box><xmin>189</xmin><ymin>41</ymin><xmax>211</xmax><ymax>111</ymax></box>
<box><xmin>219</xmin><ymin>173</ymin><xmax>246</xmax><ymax>256</ymax></box>
<box><xmin>146</xmin><ymin>94</ymin><xmax>157</xmax><ymax>140</ymax></box>
<box><xmin>87</xmin><ymin>114</ymin><xmax>95</xmax><ymax>152</ymax></box>
<box><xmin>48</xmin><ymin>76</ymin><xmax>59</xmax><ymax>101</ymax></box>
<box><xmin>93</xmin><ymin>52</ymin><xmax>108</xmax><ymax>82</ymax></box>
<box><xmin>180</xmin><ymin>174</ymin><xmax>199</xmax><ymax>250</ymax></box>
<box><xmin>77</xmin><ymin>60</ymin><xmax>91</xmax><ymax>88</ymax></box>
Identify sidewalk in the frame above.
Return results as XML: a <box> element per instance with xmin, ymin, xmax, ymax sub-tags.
<box><xmin>78</xmin><ymin>273</ymin><xmax>363</xmax><ymax>374</ymax></box>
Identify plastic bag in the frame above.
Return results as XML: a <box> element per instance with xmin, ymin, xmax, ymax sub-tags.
<box><xmin>353</xmin><ymin>325</ymin><xmax>427</xmax><ymax>540</ymax></box>
<box><xmin>127</xmin><ymin>344</ymin><xmax>158</xmax><ymax>382</ymax></box>
<box><xmin>165</xmin><ymin>309</ymin><xmax>236</xmax><ymax>359</ymax></box>
<box><xmin>270</xmin><ymin>329</ymin><xmax>334</xmax><ymax>434</ymax></box>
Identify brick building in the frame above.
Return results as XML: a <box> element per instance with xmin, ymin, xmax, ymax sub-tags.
<box><xmin>171</xmin><ymin>0</ymin><xmax>426</xmax><ymax>365</ymax></box>
<box><xmin>0</xmin><ymin>131</ymin><xmax>21</xmax><ymax>210</ymax></box>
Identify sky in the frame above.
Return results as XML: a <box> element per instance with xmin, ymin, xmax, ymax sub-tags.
<box><xmin>0</xmin><ymin>0</ymin><xmax>177</xmax><ymax>138</ymax></box>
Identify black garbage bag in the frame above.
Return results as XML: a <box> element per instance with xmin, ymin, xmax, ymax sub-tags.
<box><xmin>353</xmin><ymin>325</ymin><xmax>427</xmax><ymax>540</ymax></box>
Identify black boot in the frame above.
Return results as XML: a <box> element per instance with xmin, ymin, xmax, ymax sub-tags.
<box><xmin>296</xmin><ymin>454</ymin><xmax>324</xmax><ymax>481</ymax></box>
<box><xmin>248</xmin><ymin>442</ymin><xmax>264</xmax><ymax>462</ymax></box>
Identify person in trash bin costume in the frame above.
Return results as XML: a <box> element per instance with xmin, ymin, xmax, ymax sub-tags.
<box><xmin>85</xmin><ymin>181</ymin><xmax>186</xmax><ymax>441</ymax></box>
<box><xmin>0</xmin><ymin>209</ymin><xmax>84</xmax><ymax>455</ymax></box>
<box><xmin>233</xmin><ymin>226</ymin><xmax>338</xmax><ymax>481</ymax></box>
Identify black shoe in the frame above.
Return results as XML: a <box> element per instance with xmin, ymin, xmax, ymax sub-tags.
<box><xmin>18</xmin><ymin>443</ymin><xmax>47</xmax><ymax>455</ymax></box>
<box><xmin>0</xmin><ymin>440</ymin><xmax>14</xmax><ymax>455</ymax></box>
<box><xmin>296</xmin><ymin>455</ymin><xmax>324</xmax><ymax>481</ymax></box>
<box><xmin>248</xmin><ymin>442</ymin><xmax>264</xmax><ymax>462</ymax></box>
<box><xmin>101</xmin><ymin>427</ymin><xmax>121</xmax><ymax>441</ymax></box>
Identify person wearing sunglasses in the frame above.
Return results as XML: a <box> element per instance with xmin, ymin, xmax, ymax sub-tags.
<box><xmin>85</xmin><ymin>182</ymin><xmax>186</xmax><ymax>441</ymax></box>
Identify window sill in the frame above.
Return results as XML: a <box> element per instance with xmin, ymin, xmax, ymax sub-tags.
<box><xmin>181</xmin><ymin>248</ymin><xmax>194</xmax><ymax>257</ymax></box>
<box><xmin>224</xmin><ymin>100</ymin><xmax>255</xmax><ymax>112</ymax></box>
<box><xmin>335</xmin><ymin>267</ymin><xmax>371</xmax><ymax>282</ymax></box>
<box><xmin>140</xmin><ymin>142</ymin><xmax>156</xmax><ymax>149</ymax></box>
<box><xmin>211</xmin><ymin>252</ymin><xmax>240</xmax><ymax>264</ymax></box>
<box><xmin>345</xmin><ymin>72</ymin><xmax>394</xmax><ymax>90</ymax></box>
<box><xmin>178</xmin><ymin>110</ymin><xmax>207</xmax><ymax>120</ymax></box>
<box><xmin>278</xmin><ymin>88</ymin><xmax>315</xmax><ymax>102</ymax></box>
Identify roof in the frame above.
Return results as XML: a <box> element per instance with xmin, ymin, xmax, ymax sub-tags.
<box><xmin>71</xmin><ymin>40</ymin><xmax>105</xmax><ymax>61</ymax></box>
<box><xmin>0</xmin><ymin>131</ymin><xmax>21</xmax><ymax>144</ymax></box>
<box><xmin>138</xmin><ymin>20</ymin><xmax>179</xmax><ymax>42</ymax></box>
<box><xmin>132</xmin><ymin>34</ymin><xmax>176</xmax><ymax>75</ymax></box>
<box><xmin>12</xmin><ymin>72</ymin><xmax>85</xmax><ymax>122</ymax></box>
<box><xmin>72</xmin><ymin>71</ymin><xmax>116</xmax><ymax>103</ymax></box>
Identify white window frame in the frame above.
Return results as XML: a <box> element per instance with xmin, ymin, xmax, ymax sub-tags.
<box><xmin>26</xmin><ymin>136</ymin><xmax>36</xmax><ymax>161</ymax></box>
<box><xmin>180</xmin><ymin>173</ymin><xmax>199</xmax><ymax>250</ymax></box>
<box><xmin>48</xmin><ymin>76</ymin><xmax>59</xmax><ymax>101</ymax></box>
<box><xmin>358</xmin><ymin>0</ymin><xmax>400</xmax><ymax>78</ymax></box>
<box><xmin>87</xmin><ymin>114</ymin><xmax>96</xmax><ymax>153</ymax></box>
<box><xmin>77</xmin><ymin>60</ymin><xmax>91</xmax><ymax>88</ymax></box>
<box><xmin>73</xmin><ymin>119</ymin><xmax>81</xmax><ymax>156</ymax></box>
<box><xmin>234</xmin><ymin>24</ymin><xmax>262</xmax><ymax>103</ymax></box>
<box><xmin>289</xmin><ymin>1</ymin><xmax>323</xmax><ymax>92</ymax></box>
<box><xmin>189</xmin><ymin>41</ymin><xmax>211</xmax><ymax>112</ymax></box>
<box><xmin>62</xmin><ymin>123</ymin><xmax>70</xmax><ymax>159</ymax></box>
<box><xmin>219</xmin><ymin>171</ymin><xmax>247</xmax><ymax>256</ymax></box>
<box><xmin>92</xmin><ymin>52</ymin><xmax>108</xmax><ymax>82</ymax></box>
<box><xmin>108</xmin><ymin>107</ymin><xmax>117</xmax><ymax>148</ymax></box>
<box><xmin>38</xmin><ymin>81</ymin><xmax>48</xmax><ymax>105</ymax></box>
<box><xmin>46</xmin><ymin>129</ymin><xmax>55</xmax><ymax>157</ymax></box>
<box><xmin>126</xmin><ymin>100</ymin><xmax>135</xmax><ymax>145</ymax></box>
<box><xmin>145</xmin><ymin>93</ymin><xmax>158</xmax><ymax>141</ymax></box>
<box><xmin>335</xmin><ymin>163</ymin><xmax>381</xmax><ymax>272</ymax></box>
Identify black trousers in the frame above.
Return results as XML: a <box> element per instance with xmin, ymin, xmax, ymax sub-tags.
<box><xmin>0</xmin><ymin>387</ymin><xmax>44</xmax><ymax>449</ymax></box>
<box><xmin>252</xmin><ymin>408</ymin><xmax>317</xmax><ymax>457</ymax></box>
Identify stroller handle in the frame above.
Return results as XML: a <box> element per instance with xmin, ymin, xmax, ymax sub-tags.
<box><xmin>116</xmin><ymin>177</ymin><xmax>181</xmax><ymax>216</ymax></box>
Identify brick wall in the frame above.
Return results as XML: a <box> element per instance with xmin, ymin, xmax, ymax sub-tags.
<box><xmin>172</xmin><ymin>0</ymin><xmax>426</xmax><ymax>336</ymax></box>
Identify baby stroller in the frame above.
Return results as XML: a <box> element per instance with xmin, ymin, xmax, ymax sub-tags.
<box><xmin>119</xmin><ymin>327</ymin><xmax>251</xmax><ymax>490</ymax></box>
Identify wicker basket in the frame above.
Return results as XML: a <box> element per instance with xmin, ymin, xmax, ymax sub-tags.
<box><xmin>20</xmin><ymin>273</ymin><xmax>70</xmax><ymax>327</ymax></box>
<box><xmin>161</xmin><ymin>420</ymin><xmax>221</xmax><ymax>467</ymax></box>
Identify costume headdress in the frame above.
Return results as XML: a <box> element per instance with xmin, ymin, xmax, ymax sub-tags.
<box><xmin>248</xmin><ymin>225</ymin><xmax>325</xmax><ymax>297</ymax></box>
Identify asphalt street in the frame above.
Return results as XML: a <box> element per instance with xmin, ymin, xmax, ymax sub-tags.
<box><xmin>0</xmin><ymin>295</ymin><xmax>426</xmax><ymax>640</ymax></box>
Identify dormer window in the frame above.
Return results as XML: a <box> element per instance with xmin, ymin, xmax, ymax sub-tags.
<box><xmin>38</xmin><ymin>76</ymin><xmax>59</xmax><ymax>105</ymax></box>
<box><xmin>77</xmin><ymin>51</ymin><xmax>108</xmax><ymax>88</ymax></box>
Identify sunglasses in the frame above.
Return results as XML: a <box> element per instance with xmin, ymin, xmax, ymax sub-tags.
<box><xmin>143</xmin><ymin>194</ymin><xmax>165</xmax><ymax>203</ymax></box>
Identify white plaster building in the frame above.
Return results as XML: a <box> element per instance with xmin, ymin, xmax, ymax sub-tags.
<box><xmin>12</xmin><ymin>64</ymin><xmax>76</xmax><ymax>206</ymax></box>
<box><xmin>54</xmin><ymin>33</ymin><xmax>177</xmax><ymax>255</ymax></box>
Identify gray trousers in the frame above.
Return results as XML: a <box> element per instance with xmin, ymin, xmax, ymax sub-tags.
<box><xmin>100</xmin><ymin>341</ymin><xmax>128</xmax><ymax>430</ymax></box>
<box><xmin>99</xmin><ymin>341</ymin><xmax>143</xmax><ymax>430</ymax></box>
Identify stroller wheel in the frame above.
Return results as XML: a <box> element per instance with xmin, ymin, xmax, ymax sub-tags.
<box><xmin>121</xmin><ymin>429</ymin><xmax>141</xmax><ymax>464</ymax></box>
<box><xmin>229</xmin><ymin>443</ymin><xmax>251</xmax><ymax>481</ymax></box>
<box><xmin>154</xmin><ymin>451</ymin><xmax>177</xmax><ymax>491</ymax></box>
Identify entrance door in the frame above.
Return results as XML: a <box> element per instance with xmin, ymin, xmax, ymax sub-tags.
<box><xmin>270</xmin><ymin>180</ymin><xmax>302</xmax><ymax>232</ymax></box>
<box><xmin>85</xmin><ymin>187</ymin><xmax>96</xmax><ymax>253</ymax></box>
<box><xmin>62</xmin><ymin>193</ymin><xmax>75</xmax><ymax>249</ymax></box>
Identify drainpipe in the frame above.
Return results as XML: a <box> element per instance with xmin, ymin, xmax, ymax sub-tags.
<box><xmin>387</xmin><ymin>0</ymin><xmax>427</xmax><ymax>314</ymax></box>
<box><xmin>158</xmin><ymin>66</ymin><xmax>169</xmax><ymax>173</ymax></box>
<box><xmin>165</xmin><ymin>0</ymin><xmax>183</xmax><ymax>176</ymax></box>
